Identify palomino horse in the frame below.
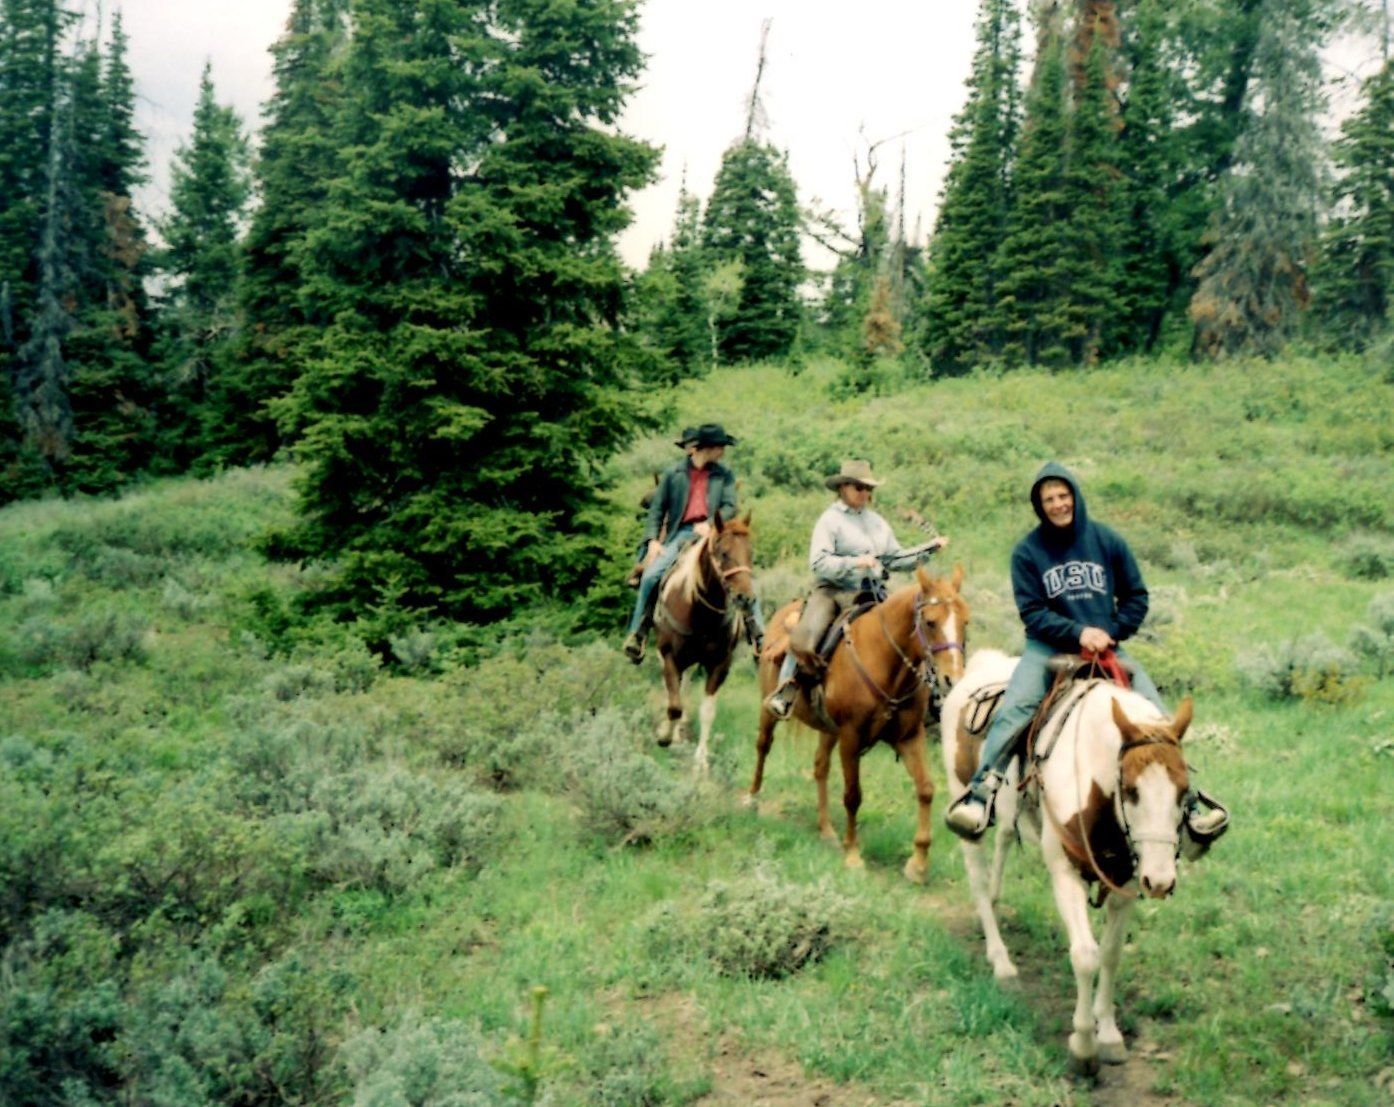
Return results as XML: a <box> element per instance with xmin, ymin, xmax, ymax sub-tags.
<box><xmin>653</xmin><ymin>512</ymin><xmax>756</xmax><ymax>774</ymax></box>
<box><xmin>748</xmin><ymin>565</ymin><xmax>968</xmax><ymax>881</ymax></box>
<box><xmin>942</xmin><ymin>649</ymin><xmax>1195</xmax><ymax>1073</ymax></box>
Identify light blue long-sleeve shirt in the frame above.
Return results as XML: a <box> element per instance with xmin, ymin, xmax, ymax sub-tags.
<box><xmin>808</xmin><ymin>501</ymin><xmax>920</xmax><ymax>589</ymax></box>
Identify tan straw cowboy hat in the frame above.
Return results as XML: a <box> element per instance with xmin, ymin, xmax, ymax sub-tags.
<box><xmin>825</xmin><ymin>459</ymin><xmax>883</xmax><ymax>490</ymax></box>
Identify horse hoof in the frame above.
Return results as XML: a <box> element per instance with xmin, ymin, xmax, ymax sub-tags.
<box><xmin>654</xmin><ymin>731</ymin><xmax>672</xmax><ymax>748</ymax></box>
<box><xmin>992</xmin><ymin>962</ymin><xmax>1019</xmax><ymax>983</ymax></box>
<box><xmin>740</xmin><ymin>792</ymin><xmax>758</xmax><ymax>810</ymax></box>
<box><xmin>1068</xmin><ymin>1052</ymin><xmax>1100</xmax><ymax>1079</ymax></box>
<box><xmin>843</xmin><ymin>852</ymin><xmax>865</xmax><ymax>871</ymax></box>
<box><xmin>902</xmin><ymin>857</ymin><xmax>927</xmax><ymax>885</ymax></box>
<box><xmin>1098</xmin><ymin>1039</ymin><xmax>1128</xmax><ymax>1065</ymax></box>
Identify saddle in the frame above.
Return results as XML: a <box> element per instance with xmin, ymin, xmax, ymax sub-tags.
<box><xmin>814</xmin><ymin>598</ymin><xmax>879</xmax><ymax>663</ymax></box>
<box><xmin>964</xmin><ymin>653</ymin><xmax>1132</xmax><ymax>746</ymax></box>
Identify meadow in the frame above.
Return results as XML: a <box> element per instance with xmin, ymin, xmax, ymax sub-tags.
<box><xmin>1</xmin><ymin>353</ymin><xmax>1392</xmax><ymax>1105</ymax></box>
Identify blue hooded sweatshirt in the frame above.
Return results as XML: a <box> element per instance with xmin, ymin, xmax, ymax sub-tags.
<box><xmin>1009</xmin><ymin>462</ymin><xmax>1150</xmax><ymax>653</ymax></box>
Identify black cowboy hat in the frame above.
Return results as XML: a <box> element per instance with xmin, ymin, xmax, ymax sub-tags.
<box><xmin>673</xmin><ymin>425</ymin><xmax>698</xmax><ymax>448</ymax></box>
<box><xmin>693</xmin><ymin>422</ymin><xmax>737</xmax><ymax>447</ymax></box>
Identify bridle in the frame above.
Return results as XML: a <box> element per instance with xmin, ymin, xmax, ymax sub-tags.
<box><xmin>690</xmin><ymin>531</ymin><xmax>754</xmax><ymax>617</ymax></box>
<box><xmin>845</xmin><ymin>587</ymin><xmax>965</xmax><ymax>709</ymax></box>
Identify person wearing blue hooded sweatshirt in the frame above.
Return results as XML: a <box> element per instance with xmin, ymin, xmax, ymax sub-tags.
<box><xmin>944</xmin><ymin>462</ymin><xmax>1229</xmax><ymax>842</ymax></box>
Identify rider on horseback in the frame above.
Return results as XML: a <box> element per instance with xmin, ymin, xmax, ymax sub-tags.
<box><xmin>764</xmin><ymin>459</ymin><xmax>949</xmax><ymax>719</ymax></box>
<box><xmin>944</xmin><ymin>462</ymin><xmax>1229</xmax><ymax>843</ymax></box>
<box><xmin>623</xmin><ymin>423</ymin><xmax>766</xmax><ymax>663</ymax></box>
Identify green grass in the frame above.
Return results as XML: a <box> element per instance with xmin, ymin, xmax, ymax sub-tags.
<box><xmin>1</xmin><ymin>355</ymin><xmax>1392</xmax><ymax>1104</ymax></box>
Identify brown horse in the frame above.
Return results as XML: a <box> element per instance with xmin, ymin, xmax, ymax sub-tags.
<box><xmin>748</xmin><ymin>565</ymin><xmax>968</xmax><ymax>881</ymax></box>
<box><xmin>653</xmin><ymin>512</ymin><xmax>756</xmax><ymax>773</ymax></box>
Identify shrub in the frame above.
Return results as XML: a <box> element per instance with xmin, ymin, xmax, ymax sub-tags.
<box><xmin>576</xmin><ymin>1022</ymin><xmax>682</xmax><ymax>1107</ymax></box>
<box><xmin>1340</xmin><ymin>534</ymin><xmax>1394</xmax><ymax>580</ymax></box>
<box><xmin>1349</xmin><ymin>592</ymin><xmax>1394</xmax><ymax>678</ymax></box>
<box><xmin>337</xmin><ymin>1012</ymin><xmax>511</xmax><ymax>1106</ymax></box>
<box><xmin>1236</xmin><ymin>634</ymin><xmax>1365</xmax><ymax>704</ymax></box>
<box><xmin>562</xmin><ymin>709</ymin><xmax>720</xmax><ymax>847</ymax></box>
<box><xmin>15</xmin><ymin>605</ymin><xmax>150</xmax><ymax>673</ymax></box>
<box><xmin>643</xmin><ymin>866</ymin><xmax>855</xmax><ymax>980</ymax></box>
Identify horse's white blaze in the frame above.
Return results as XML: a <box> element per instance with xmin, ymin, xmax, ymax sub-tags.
<box><xmin>692</xmin><ymin>692</ymin><xmax>718</xmax><ymax>775</ymax></box>
<box><xmin>1129</xmin><ymin>761</ymin><xmax>1181</xmax><ymax>897</ymax></box>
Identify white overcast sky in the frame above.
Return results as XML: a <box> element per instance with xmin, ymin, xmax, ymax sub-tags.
<box><xmin>106</xmin><ymin>0</ymin><xmax>978</xmax><ymax>270</ymax></box>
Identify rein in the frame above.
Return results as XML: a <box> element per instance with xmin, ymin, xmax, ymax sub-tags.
<box><xmin>688</xmin><ymin>537</ymin><xmax>753</xmax><ymax>619</ymax></box>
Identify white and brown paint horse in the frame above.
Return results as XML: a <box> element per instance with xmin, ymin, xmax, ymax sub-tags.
<box><xmin>748</xmin><ymin>565</ymin><xmax>968</xmax><ymax>881</ymax></box>
<box><xmin>942</xmin><ymin>648</ymin><xmax>1196</xmax><ymax>1073</ymax></box>
<box><xmin>653</xmin><ymin>512</ymin><xmax>756</xmax><ymax>773</ymax></box>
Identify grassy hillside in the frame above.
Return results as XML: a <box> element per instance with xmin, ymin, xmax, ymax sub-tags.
<box><xmin>2</xmin><ymin>355</ymin><xmax>1392</xmax><ymax>1105</ymax></box>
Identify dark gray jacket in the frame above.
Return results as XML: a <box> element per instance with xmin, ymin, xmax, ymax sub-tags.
<box><xmin>642</xmin><ymin>459</ymin><xmax>738</xmax><ymax>544</ymax></box>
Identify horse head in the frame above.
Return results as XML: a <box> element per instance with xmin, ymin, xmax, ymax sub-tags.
<box><xmin>708</xmin><ymin>511</ymin><xmax>756</xmax><ymax>612</ymax></box>
<box><xmin>914</xmin><ymin>562</ymin><xmax>969</xmax><ymax>694</ymax></box>
<box><xmin>1111</xmin><ymin>696</ymin><xmax>1193</xmax><ymax>899</ymax></box>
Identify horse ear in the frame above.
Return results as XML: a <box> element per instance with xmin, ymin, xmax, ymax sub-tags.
<box><xmin>1171</xmin><ymin>697</ymin><xmax>1193</xmax><ymax>741</ymax></box>
<box><xmin>1110</xmin><ymin>697</ymin><xmax>1141</xmax><ymax>743</ymax></box>
<box><xmin>741</xmin><ymin>510</ymin><xmax>752</xmax><ymax>527</ymax></box>
<box><xmin>951</xmin><ymin>562</ymin><xmax>964</xmax><ymax>592</ymax></box>
<box><xmin>916</xmin><ymin>564</ymin><xmax>932</xmax><ymax>592</ymax></box>
<box><xmin>713</xmin><ymin>510</ymin><xmax>725</xmax><ymax>532</ymax></box>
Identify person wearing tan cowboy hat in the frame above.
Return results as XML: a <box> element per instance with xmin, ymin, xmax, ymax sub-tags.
<box><xmin>624</xmin><ymin>422</ymin><xmax>767</xmax><ymax>662</ymax></box>
<box><xmin>765</xmin><ymin>459</ymin><xmax>949</xmax><ymax>719</ymax></box>
<box><xmin>625</xmin><ymin>427</ymin><xmax>701</xmax><ymax>589</ymax></box>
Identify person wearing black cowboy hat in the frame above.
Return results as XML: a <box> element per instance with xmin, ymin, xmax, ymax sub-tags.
<box><xmin>624</xmin><ymin>423</ymin><xmax>765</xmax><ymax>662</ymax></box>
<box><xmin>765</xmin><ymin>459</ymin><xmax>949</xmax><ymax>719</ymax></box>
<box><xmin>624</xmin><ymin>427</ymin><xmax>700</xmax><ymax>589</ymax></box>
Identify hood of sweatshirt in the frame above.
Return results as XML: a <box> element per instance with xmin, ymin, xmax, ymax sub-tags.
<box><xmin>1029</xmin><ymin>461</ymin><xmax>1088</xmax><ymax>548</ymax></box>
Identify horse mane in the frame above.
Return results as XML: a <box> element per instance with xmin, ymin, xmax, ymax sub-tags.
<box><xmin>662</xmin><ymin>534</ymin><xmax>707</xmax><ymax>606</ymax></box>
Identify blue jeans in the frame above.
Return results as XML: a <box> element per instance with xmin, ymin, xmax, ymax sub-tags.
<box><xmin>975</xmin><ymin>639</ymin><xmax>1165</xmax><ymax>782</ymax></box>
<box><xmin>626</xmin><ymin>524</ymin><xmax>697</xmax><ymax>635</ymax></box>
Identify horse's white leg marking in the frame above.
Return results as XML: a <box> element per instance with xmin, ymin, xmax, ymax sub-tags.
<box><xmin>1046</xmin><ymin>839</ymin><xmax>1101</xmax><ymax>1069</ymax></box>
<box><xmin>693</xmin><ymin>691</ymin><xmax>717</xmax><ymax>775</ymax></box>
<box><xmin>962</xmin><ymin>837</ymin><xmax>1017</xmax><ymax>980</ymax></box>
<box><xmin>1094</xmin><ymin>893</ymin><xmax>1134</xmax><ymax>1063</ymax></box>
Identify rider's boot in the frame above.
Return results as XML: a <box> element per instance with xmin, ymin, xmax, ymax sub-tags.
<box><xmin>944</xmin><ymin>766</ymin><xmax>1007</xmax><ymax>841</ymax></box>
<box><xmin>623</xmin><ymin>614</ymin><xmax>652</xmax><ymax>664</ymax></box>
<box><xmin>764</xmin><ymin>651</ymin><xmax>801</xmax><ymax>719</ymax></box>
<box><xmin>1183</xmin><ymin>788</ymin><xmax>1230</xmax><ymax>844</ymax></box>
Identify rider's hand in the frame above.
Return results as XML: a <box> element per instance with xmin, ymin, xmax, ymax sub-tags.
<box><xmin>931</xmin><ymin>536</ymin><xmax>949</xmax><ymax>551</ymax></box>
<box><xmin>854</xmin><ymin>553</ymin><xmax>881</xmax><ymax>571</ymax></box>
<box><xmin>1079</xmin><ymin>626</ymin><xmax>1114</xmax><ymax>653</ymax></box>
<box><xmin>692</xmin><ymin>521</ymin><xmax>712</xmax><ymax>538</ymax></box>
<box><xmin>643</xmin><ymin>539</ymin><xmax>662</xmax><ymax>566</ymax></box>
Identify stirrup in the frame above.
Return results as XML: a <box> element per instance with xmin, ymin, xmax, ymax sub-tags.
<box><xmin>944</xmin><ymin>771</ymin><xmax>1003</xmax><ymax>842</ymax></box>
<box><xmin>1184</xmin><ymin>788</ymin><xmax>1229</xmax><ymax>845</ymax></box>
<box><xmin>765</xmin><ymin>680</ymin><xmax>797</xmax><ymax>720</ymax></box>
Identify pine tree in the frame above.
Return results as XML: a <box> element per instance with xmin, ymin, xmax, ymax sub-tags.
<box><xmin>217</xmin><ymin>0</ymin><xmax>349</xmax><ymax>465</ymax></box>
<box><xmin>1189</xmin><ymin>0</ymin><xmax>1327</xmax><ymax>358</ymax></box>
<box><xmin>1312</xmin><ymin>55</ymin><xmax>1394</xmax><ymax>346</ymax></box>
<box><xmin>1058</xmin><ymin>31</ymin><xmax>1127</xmax><ymax>364</ymax></box>
<box><xmin>920</xmin><ymin>0</ymin><xmax>1022</xmax><ymax>373</ymax></box>
<box><xmin>701</xmin><ymin>138</ymin><xmax>803</xmax><ymax>362</ymax></box>
<box><xmin>1114</xmin><ymin>0</ymin><xmax>1178</xmax><ymax>352</ymax></box>
<box><xmin>993</xmin><ymin>20</ymin><xmax>1073</xmax><ymax>366</ymax></box>
<box><xmin>60</xmin><ymin>25</ymin><xmax>160</xmax><ymax>492</ymax></box>
<box><xmin>282</xmin><ymin>0</ymin><xmax>659</xmax><ymax>630</ymax></box>
<box><xmin>631</xmin><ymin>180</ymin><xmax>710</xmax><ymax>380</ymax></box>
<box><xmin>155</xmin><ymin>62</ymin><xmax>251</xmax><ymax>465</ymax></box>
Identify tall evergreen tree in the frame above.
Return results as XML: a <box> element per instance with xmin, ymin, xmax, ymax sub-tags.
<box><xmin>920</xmin><ymin>0</ymin><xmax>1022</xmax><ymax>373</ymax></box>
<box><xmin>282</xmin><ymin>0</ymin><xmax>658</xmax><ymax>629</ymax></box>
<box><xmin>1312</xmin><ymin>55</ymin><xmax>1394</xmax><ymax>346</ymax></box>
<box><xmin>1189</xmin><ymin>0</ymin><xmax>1327</xmax><ymax>357</ymax></box>
<box><xmin>701</xmin><ymin>138</ymin><xmax>803</xmax><ymax>363</ymax></box>
<box><xmin>155</xmin><ymin>62</ymin><xmax>251</xmax><ymax>465</ymax></box>
<box><xmin>218</xmin><ymin>0</ymin><xmax>349</xmax><ymax>465</ymax></box>
<box><xmin>631</xmin><ymin>180</ymin><xmax>710</xmax><ymax>380</ymax></box>
<box><xmin>993</xmin><ymin>19</ymin><xmax>1074</xmax><ymax>366</ymax></box>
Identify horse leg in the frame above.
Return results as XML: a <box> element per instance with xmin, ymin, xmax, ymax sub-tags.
<box><xmin>1046</xmin><ymin>845</ymin><xmax>1102</xmax><ymax>1074</ymax></box>
<box><xmin>895</xmin><ymin>730</ymin><xmax>934</xmax><ymax>884</ymax></box>
<box><xmin>745</xmin><ymin>707</ymin><xmax>778</xmax><ymax>808</ymax></box>
<box><xmin>692</xmin><ymin>667</ymin><xmax>725</xmax><ymax>777</ymax></box>
<box><xmin>838</xmin><ymin>731</ymin><xmax>864</xmax><ymax>871</ymax></box>
<box><xmin>656</xmin><ymin>653</ymin><xmax>684</xmax><ymax>747</ymax></box>
<box><xmin>961</xmin><ymin>836</ymin><xmax>1018</xmax><ymax>980</ymax></box>
<box><xmin>813</xmin><ymin>731</ymin><xmax>838</xmax><ymax>842</ymax></box>
<box><xmin>1094</xmin><ymin>893</ymin><xmax>1135</xmax><ymax>1064</ymax></box>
